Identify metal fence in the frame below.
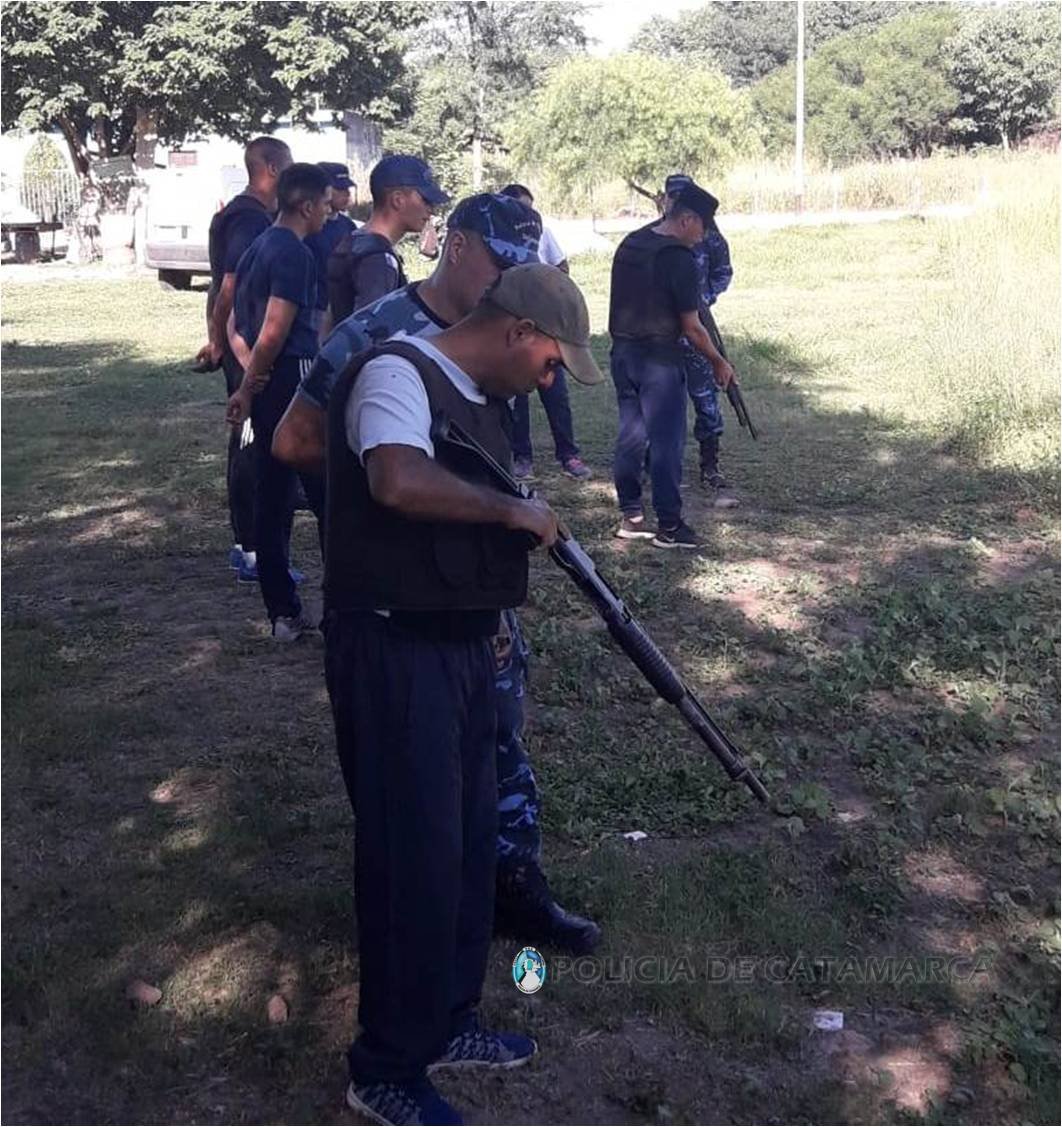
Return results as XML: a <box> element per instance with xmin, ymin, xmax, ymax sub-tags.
<box><xmin>18</xmin><ymin>172</ymin><xmax>82</xmax><ymax>225</ymax></box>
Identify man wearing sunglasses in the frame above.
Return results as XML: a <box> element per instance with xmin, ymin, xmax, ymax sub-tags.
<box><xmin>273</xmin><ymin>194</ymin><xmax>604</xmax><ymax>957</ymax></box>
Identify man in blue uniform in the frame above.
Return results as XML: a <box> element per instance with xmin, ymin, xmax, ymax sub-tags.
<box><xmin>195</xmin><ymin>136</ymin><xmax>292</xmax><ymax>577</ymax></box>
<box><xmin>664</xmin><ymin>173</ymin><xmax>737</xmax><ymax>502</ymax></box>
<box><xmin>272</xmin><ymin>194</ymin><xmax>602</xmax><ymax>955</ymax></box>
<box><xmin>608</xmin><ymin>183</ymin><xmax>734</xmax><ymax>549</ymax></box>
<box><xmin>326</xmin><ymin>154</ymin><xmax>448</xmax><ymax>324</ymax></box>
<box><xmin>305</xmin><ymin>161</ymin><xmax>357</xmax><ymax>340</ymax></box>
<box><xmin>224</xmin><ymin>163</ymin><xmax>330</xmax><ymax>640</ymax></box>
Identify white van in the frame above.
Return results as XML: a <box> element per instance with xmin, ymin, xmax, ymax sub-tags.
<box><xmin>144</xmin><ymin>165</ymin><xmax>245</xmax><ymax>288</ymax></box>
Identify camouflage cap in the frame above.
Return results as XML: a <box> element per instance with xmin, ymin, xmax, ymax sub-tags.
<box><xmin>447</xmin><ymin>193</ymin><xmax>541</xmax><ymax>268</ymax></box>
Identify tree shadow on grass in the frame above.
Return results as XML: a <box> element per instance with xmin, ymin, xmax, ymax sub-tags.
<box><xmin>1</xmin><ymin>320</ymin><xmax>1058</xmax><ymax>1124</ymax></box>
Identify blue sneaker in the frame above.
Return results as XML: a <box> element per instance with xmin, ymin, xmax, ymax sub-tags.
<box><xmin>236</xmin><ymin>554</ymin><xmax>258</xmax><ymax>584</ymax></box>
<box><xmin>345</xmin><ymin>1078</ymin><xmax>462</xmax><ymax>1126</ymax></box>
<box><xmin>429</xmin><ymin>1025</ymin><xmax>537</xmax><ymax>1072</ymax></box>
<box><xmin>228</xmin><ymin>545</ymin><xmax>244</xmax><ymax>570</ymax></box>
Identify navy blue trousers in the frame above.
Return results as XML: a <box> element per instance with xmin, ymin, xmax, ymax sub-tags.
<box><xmin>611</xmin><ymin>339</ymin><xmax>688</xmax><ymax>528</ymax></box>
<box><xmin>511</xmin><ymin>368</ymin><xmax>580</xmax><ymax>463</ymax></box>
<box><xmin>250</xmin><ymin>357</ymin><xmax>323</xmax><ymax>622</ymax></box>
<box><xmin>326</xmin><ymin>610</ymin><xmax>498</xmax><ymax>1084</ymax></box>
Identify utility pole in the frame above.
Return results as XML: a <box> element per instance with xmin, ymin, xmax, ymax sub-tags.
<box><xmin>795</xmin><ymin>0</ymin><xmax>805</xmax><ymax>213</ymax></box>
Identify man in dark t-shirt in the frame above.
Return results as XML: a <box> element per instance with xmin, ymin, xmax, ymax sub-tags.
<box><xmin>195</xmin><ymin>136</ymin><xmax>292</xmax><ymax>577</ymax></box>
<box><xmin>304</xmin><ymin>161</ymin><xmax>357</xmax><ymax>340</ymax></box>
<box><xmin>225</xmin><ymin>163</ymin><xmax>330</xmax><ymax>640</ymax></box>
<box><xmin>326</xmin><ymin>154</ymin><xmax>449</xmax><ymax>323</ymax></box>
<box><xmin>607</xmin><ymin>184</ymin><xmax>734</xmax><ymax>549</ymax></box>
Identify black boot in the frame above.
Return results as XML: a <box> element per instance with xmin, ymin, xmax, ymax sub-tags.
<box><xmin>699</xmin><ymin>434</ymin><xmax>728</xmax><ymax>490</ymax></box>
<box><xmin>494</xmin><ymin>862</ymin><xmax>602</xmax><ymax>955</ymax></box>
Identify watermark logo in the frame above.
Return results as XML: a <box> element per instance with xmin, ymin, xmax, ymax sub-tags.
<box><xmin>512</xmin><ymin>947</ymin><xmax>546</xmax><ymax>994</ymax></box>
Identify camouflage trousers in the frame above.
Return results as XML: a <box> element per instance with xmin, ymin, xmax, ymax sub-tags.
<box><xmin>682</xmin><ymin>342</ymin><xmax>725</xmax><ymax>444</ymax></box>
<box><xmin>493</xmin><ymin>609</ymin><xmax>541</xmax><ymax>869</ymax></box>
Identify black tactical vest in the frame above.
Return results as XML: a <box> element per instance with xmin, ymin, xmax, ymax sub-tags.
<box><xmin>608</xmin><ymin>223</ymin><xmax>691</xmax><ymax>343</ymax></box>
<box><xmin>324</xmin><ymin>340</ymin><xmax>529</xmax><ymax>621</ymax></box>
<box><xmin>327</xmin><ymin>229</ymin><xmax>408</xmax><ymax>324</ymax></box>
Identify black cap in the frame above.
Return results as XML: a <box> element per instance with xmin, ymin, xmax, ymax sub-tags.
<box><xmin>672</xmin><ymin>184</ymin><xmax>719</xmax><ymax>228</ymax></box>
<box><xmin>317</xmin><ymin>161</ymin><xmax>354</xmax><ymax>191</ymax></box>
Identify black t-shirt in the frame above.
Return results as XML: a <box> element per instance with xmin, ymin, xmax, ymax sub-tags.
<box><xmin>655</xmin><ymin>244</ymin><xmax>699</xmax><ymax>317</ymax></box>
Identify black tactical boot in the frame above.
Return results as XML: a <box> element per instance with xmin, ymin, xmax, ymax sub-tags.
<box><xmin>698</xmin><ymin>434</ymin><xmax>727</xmax><ymax>489</ymax></box>
<box><xmin>494</xmin><ymin>862</ymin><xmax>602</xmax><ymax>955</ymax></box>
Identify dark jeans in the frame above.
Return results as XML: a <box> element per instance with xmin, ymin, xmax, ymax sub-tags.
<box><xmin>325</xmin><ymin>610</ymin><xmax>498</xmax><ymax>1084</ymax></box>
<box><xmin>250</xmin><ymin>358</ymin><xmax>323</xmax><ymax>622</ymax></box>
<box><xmin>511</xmin><ymin>367</ymin><xmax>579</xmax><ymax>463</ymax></box>
<box><xmin>223</xmin><ymin>351</ymin><xmax>256</xmax><ymax>551</ymax></box>
<box><xmin>611</xmin><ymin>339</ymin><xmax>687</xmax><ymax>528</ymax></box>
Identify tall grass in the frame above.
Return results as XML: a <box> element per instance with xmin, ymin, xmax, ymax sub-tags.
<box><xmin>533</xmin><ymin>150</ymin><xmax>1052</xmax><ymax>219</ymax></box>
<box><xmin>913</xmin><ymin>155</ymin><xmax>1060</xmax><ymax>481</ymax></box>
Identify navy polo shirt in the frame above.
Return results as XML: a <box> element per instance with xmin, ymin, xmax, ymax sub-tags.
<box><xmin>233</xmin><ymin>226</ymin><xmax>318</xmax><ymax>361</ymax></box>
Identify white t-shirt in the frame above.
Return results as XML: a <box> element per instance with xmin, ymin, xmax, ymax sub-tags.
<box><xmin>538</xmin><ymin>226</ymin><xmax>567</xmax><ymax>267</ymax></box>
<box><xmin>345</xmin><ymin>334</ymin><xmax>485</xmax><ymax>462</ymax></box>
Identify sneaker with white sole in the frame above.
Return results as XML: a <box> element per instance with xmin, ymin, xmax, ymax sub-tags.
<box><xmin>616</xmin><ymin>514</ymin><xmax>655</xmax><ymax>540</ymax></box>
<box><xmin>653</xmin><ymin>521</ymin><xmax>700</xmax><ymax>549</ymax></box>
<box><xmin>272</xmin><ymin>611</ymin><xmax>316</xmax><ymax>641</ymax></box>
<box><xmin>429</xmin><ymin>1025</ymin><xmax>538</xmax><ymax>1073</ymax></box>
<box><xmin>345</xmin><ymin>1079</ymin><xmax>462</xmax><ymax>1126</ymax></box>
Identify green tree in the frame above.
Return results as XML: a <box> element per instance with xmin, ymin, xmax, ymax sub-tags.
<box><xmin>632</xmin><ymin>1</ymin><xmax>909</xmax><ymax>86</ymax></box>
<box><xmin>388</xmin><ymin>1</ymin><xmax>587</xmax><ymax>193</ymax></box>
<box><xmin>752</xmin><ymin>7</ymin><xmax>961</xmax><ymax>161</ymax></box>
<box><xmin>509</xmin><ymin>54</ymin><xmax>757</xmax><ymax>207</ymax></box>
<box><xmin>1</xmin><ymin>1</ymin><xmax>426</xmax><ymax>178</ymax></box>
<box><xmin>946</xmin><ymin>2</ymin><xmax>1062</xmax><ymax>151</ymax></box>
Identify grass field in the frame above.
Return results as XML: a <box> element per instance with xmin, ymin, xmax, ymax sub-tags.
<box><xmin>2</xmin><ymin>167</ymin><xmax>1059</xmax><ymax>1125</ymax></box>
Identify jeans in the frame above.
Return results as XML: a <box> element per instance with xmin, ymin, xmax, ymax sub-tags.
<box><xmin>511</xmin><ymin>367</ymin><xmax>579</xmax><ymax>463</ymax></box>
<box><xmin>250</xmin><ymin>357</ymin><xmax>324</xmax><ymax>622</ymax></box>
<box><xmin>610</xmin><ymin>339</ymin><xmax>687</xmax><ymax>528</ymax></box>
<box><xmin>326</xmin><ymin>610</ymin><xmax>497</xmax><ymax>1084</ymax></box>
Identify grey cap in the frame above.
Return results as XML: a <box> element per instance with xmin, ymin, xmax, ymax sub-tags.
<box><xmin>487</xmin><ymin>263</ymin><xmax>603</xmax><ymax>386</ymax></box>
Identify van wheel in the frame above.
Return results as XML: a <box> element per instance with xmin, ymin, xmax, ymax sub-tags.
<box><xmin>158</xmin><ymin>269</ymin><xmax>192</xmax><ymax>290</ymax></box>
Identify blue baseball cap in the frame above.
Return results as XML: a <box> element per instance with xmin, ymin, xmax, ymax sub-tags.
<box><xmin>318</xmin><ymin>161</ymin><xmax>354</xmax><ymax>191</ymax></box>
<box><xmin>447</xmin><ymin>193</ymin><xmax>541</xmax><ymax>268</ymax></box>
<box><xmin>370</xmin><ymin>154</ymin><xmax>449</xmax><ymax>206</ymax></box>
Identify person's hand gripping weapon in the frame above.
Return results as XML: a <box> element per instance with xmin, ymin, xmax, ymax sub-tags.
<box><xmin>431</xmin><ymin>413</ymin><xmax>771</xmax><ymax>806</ymax></box>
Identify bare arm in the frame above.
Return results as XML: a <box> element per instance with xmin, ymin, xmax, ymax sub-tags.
<box><xmin>195</xmin><ymin>272</ymin><xmax>237</xmax><ymax>366</ymax></box>
<box><xmin>679</xmin><ymin>310</ymin><xmax>734</xmax><ymax>388</ymax></box>
<box><xmin>365</xmin><ymin>445</ymin><xmax>558</xmax><ymax>547</ymax></box>
<box><xmin>273</xmin><ymin>395</ymin><xmax>326</xmax><ymax>474</ymax></box>
<box><xmin>225</xmin><ymin>296</ymin><xmax>298</xmax><ymax>426</ymax></box>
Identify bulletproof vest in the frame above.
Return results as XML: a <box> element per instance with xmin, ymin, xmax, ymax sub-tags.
<box><xmin>324</xmin><ymin>340</ymin><xmax>529</xmax><ymax>621</ymax></box>
<box><xmin>207</xmin><ymin>193</ymin><xmax>270</xmax><ymax>290</ymax></box>
<box><xmin>608</xmin><ymin>224</ymin><xmax>690</xmax><ymax>343</ymax></box>
<box><xmin>327</xmin><ymin>229</ymin><xmax>407</xmax><ymax>324</ymax></box>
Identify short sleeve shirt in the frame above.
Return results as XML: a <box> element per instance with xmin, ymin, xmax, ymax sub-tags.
<box><xmin>537</xmin><ymin>226</ymin><xmax>567</xmax><ymax>267</ymax></box>
<box><xmin>655</xmin><ymin>245</ymin><xmax>700</xmax><ymax>317</ymax></box>
<box><xmin>345</xmin><ymin>337</ymin><xmax>485</xmax><ymax>462</ymax></box>
<box><xmin>233</xmin><ymin>226</ymin><xmax>319</xmax><ymax>361</ymax></box>
<box><xmin>297</xmin><ymin>283</ymin><xmax>449</xmax><ymax>411</ymax></box>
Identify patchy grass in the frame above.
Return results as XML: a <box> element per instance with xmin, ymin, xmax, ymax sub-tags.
<box><xmin>2</xmin><ymin>193</ymin><xmax>1059</xmax><ymax>1125</ymax></box>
